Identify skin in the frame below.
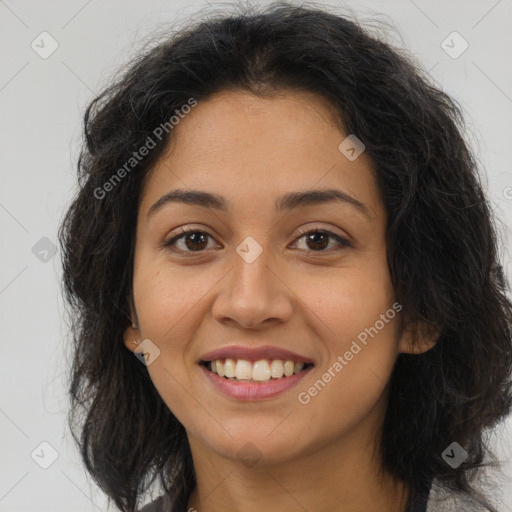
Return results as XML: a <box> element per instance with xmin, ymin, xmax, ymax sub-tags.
<box><xmin>123</xmin><ymin>89</ymin><xmax>435</xmax><ymax>512</ymax></box>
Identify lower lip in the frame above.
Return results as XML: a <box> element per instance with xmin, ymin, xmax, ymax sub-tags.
<box><xmin>200</xmin><ymin>364</ymin><xmax>314</xmax><ymax>401</ymax></box>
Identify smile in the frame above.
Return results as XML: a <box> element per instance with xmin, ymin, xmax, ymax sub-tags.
<box><xmin>201</xmin><ymin>358</ymin><xmax>314</xmax><ymax>382</ymax></box>
<box><xmin>199</xmin><ymin>358</ymin><xmax>315</xmax><ymax>401</ymax></box>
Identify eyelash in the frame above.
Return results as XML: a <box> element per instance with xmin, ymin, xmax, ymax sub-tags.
<box><xmin>161</xmin><ymin>227</ymin><xmax>351</xmax><ymax>254</ymax></box>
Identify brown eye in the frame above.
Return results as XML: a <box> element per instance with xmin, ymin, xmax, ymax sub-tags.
<box><xmin>304</xmin><ymin>231</ymin><xmax>329</xmax><ymax>250</ymax></box>
<box><xmin>162</xmin><ymin>227</ymin><xmax>350</xmax><ymax>255</ymax></box>
<box><xmin>294</xmin><ymin>229</ymin><xmax>350</xmax><ymax>252</ymax></box>
<box><xmin>163</xmin><ymin>229</ymin><xmax>215</xmax><ymax>252</ymax></box>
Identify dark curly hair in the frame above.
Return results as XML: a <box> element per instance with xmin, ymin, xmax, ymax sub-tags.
<box><xmin>58</xmin><ymin>2</ymin><xmax>512</xmax><ymax>511</ymax></box>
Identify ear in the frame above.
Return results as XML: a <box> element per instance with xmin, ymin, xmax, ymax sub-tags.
<box><xmin>123</xmin><ymin>298</ymin><xmax>141</xmax><ymax>353</ymax></box>
<box><xmin>123</xmin><ymin>322</ymin><xmax>142</xmax><ymax>353</ymax></box>
<box><xmin>398</xmin><ymin>320</ymin><xmax>439</xmax><ymax>355</ymax></box>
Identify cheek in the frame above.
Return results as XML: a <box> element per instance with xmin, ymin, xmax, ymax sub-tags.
<box><xmin>133</xmin><ymin>262</ymin><xmax>213</xmax><ymax>342</ymax></box>
<box><xmin>131</xmin><ymin>261</ymin><xmax>219</xmax><ymax>411</ymax></box>
<box><xmin>292</xmin><ymin>260</ymin><xmax>399</xmax><ymax>415</ymax></box>
<box><xmin>131</xmin><ymin>268</ymin><xmax>200</xmax><ymax>426</ymax></box>
<box><xmin>293</xmin><ymin>254</ymin><xmax>396</xmax><ymax>344</ymax></box>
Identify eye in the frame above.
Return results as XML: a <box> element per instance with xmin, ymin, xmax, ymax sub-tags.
<box><xmin>161</xmin><ymin>227</ymin><xmax>351</xmax><ymax>254</ymax></box>
<box><xmin>162</xmin><ymin>228</ymin><xmax>218</xmax><ymax>253</ymax></box>
<box><xmin>292</xmin><ymin>228</ymin><xmax>351</xmax><ymax>252</ymax></box>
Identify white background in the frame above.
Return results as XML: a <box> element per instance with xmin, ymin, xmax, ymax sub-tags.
<box><xmin>0</xmin><ymin>0</ymin><xmax>511</xmax><ymax>510</ymax></box>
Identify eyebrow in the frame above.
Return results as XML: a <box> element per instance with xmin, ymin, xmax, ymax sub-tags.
<box><xmin>146</xmin><ymin>188</ymin><xmax>372</xmax><ymax>220</ymax></box>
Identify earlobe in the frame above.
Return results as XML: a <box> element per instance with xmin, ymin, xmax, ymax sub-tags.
<box><xmin>124</xmin><ymin>294</ymin><xmax>141</xmax><ymax>352</ymax></box>
<box><xmin>123</xmin><ymin>322</ymin><xmax>142</xmax><ymax>353</ymax></box>
<box><xmin>398</xmin><ymin>321</ymin><xmax>438</xmax><ymax>355</ymax></box>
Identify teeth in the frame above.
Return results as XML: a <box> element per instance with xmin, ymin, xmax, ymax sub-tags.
<box><xmin>207</xmin><ymin>358</ymin><xmax>309</xmax><ymax>381</ymax></box>
<box><xmin>216</xmin><ymin>360</ymin><xmax>225</xmax><ymax>377</ymax></box>
<box><xmin>294</xmin><ymin>362</ymin><xmax>304</xmax><ymax>374</ymax></box>
<box><xmin>284</xmin><ymin>360</ymin><xmax>294</xmax><ymax>377</ymax></box>
<box><xmin>224</xmin><ymin>358</ymin><xmax>236</xmax><ymax>378</ymax></box>
<box><xmin>252</xmin><ymin>360</ymin><xmax>271</xmax><ymax>381</ymax></box>
<box><xmin>235</xmin><ymin>359</ymin><xmax>252</xmax><ymax>380</ymax></box>
<box><xmin>270</xmin><ymin>359</ymin><xmax>284</xmax><ymax>378</ymax></box>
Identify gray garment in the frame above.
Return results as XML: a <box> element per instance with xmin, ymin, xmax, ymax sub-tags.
<box><xmin>138</xmin><ymin>479</ymin><xmax>492</xmax><ymax>512</ymax></box>
<box><xmin>138</xmin><ymin>493</ymin><xmax>174</xmax><ymax>512</ymax></box>
<box><xmin>426</xmin><ymin>481</ymin><xmax>492</xmax><ymax>512</ymax></box>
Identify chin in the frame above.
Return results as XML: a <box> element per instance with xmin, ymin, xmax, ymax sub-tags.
<box><xmin>195</xmin><ymin>423</ymin><xmax>310</xmax><ymax>467</ymax></box>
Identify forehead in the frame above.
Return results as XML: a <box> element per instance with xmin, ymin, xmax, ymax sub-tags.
<box><xmin>139</xmin><ymin>89</ymin><xmax>383</xmax><ymax>221</ymax></box>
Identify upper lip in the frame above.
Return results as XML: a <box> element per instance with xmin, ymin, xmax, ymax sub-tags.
<box><xmin>199</xmin><ymin>344</ymin><xmax>315</xmax><ymax>364</ymax></box>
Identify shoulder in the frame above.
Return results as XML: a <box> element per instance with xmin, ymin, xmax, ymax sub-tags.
<box><xmin>426</xmin><ymin>480</ymin><xmax>492</xmax><ymax>512</ymax></box>
<box><xmin>138</xmin><ymin>493</ymin><xmax>175</xmax><ymax>512</ymax></box>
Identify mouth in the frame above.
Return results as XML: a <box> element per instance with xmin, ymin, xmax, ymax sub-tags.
<box><xmin>197</xmin><ymin>345</ymin><xmax>316</xmax><ymax>400</ymax></box>
<box><xmin>199</xmin><ymin>358</ymin><xmax>315</xmax><ymax>383</ymax></box>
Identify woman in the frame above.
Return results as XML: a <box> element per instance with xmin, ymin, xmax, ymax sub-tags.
<box><xmin>58</xmin><ymin>3</ymin><xmax>512</xmax><ymax>511</ymax></box>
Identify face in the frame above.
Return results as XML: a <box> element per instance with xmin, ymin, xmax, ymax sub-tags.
<box><xmin>124</xmin><ymin>89</ymin><xmax>426</xmax><ymax>467</ymax></box>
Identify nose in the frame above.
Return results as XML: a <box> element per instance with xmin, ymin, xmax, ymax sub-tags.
<box><xmin>211</xmin><ymin>242</ymin><xmax>294</xmax><ymax>329</ymax></box>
